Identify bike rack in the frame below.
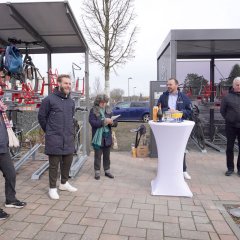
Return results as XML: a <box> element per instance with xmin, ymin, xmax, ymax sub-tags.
<box><xmin>69</xmin><ymin>111</ymin><xmax>88</xmax><ymax>178</ymax></box>
<box><xmin>14</xmin><ymin>143</ymin><xmax>42</xmax><ymax>171</ymax></box>
<box><xmin>31</xmin><ymin>110</ymin><xmax>88</xmax><ymax>180</ymax></box>
<box><xmin>31</xmin><ymin>161</ymin><xmax>49</xmax><ymax>180</ymax></box>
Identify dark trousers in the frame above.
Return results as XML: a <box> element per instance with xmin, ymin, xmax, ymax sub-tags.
<box><xmin>0</xmin><ymin>152</ymin><xmax>17</xmax><ymax>203</ymax></box>
<box><xmin>48</xmin><ymin>154</ymin><xmax>73</xmax><ymax>188</ymax></box>
<box><xmin>94</xmin><ymin>147</ymin><xmax>111</xmax><ymax>172</ymax></box>
<box><xmin>225</xmin><ymin>124</ymin><xmax>240</xmax><ymax>171</ymax></box>
<box><xmin>183</xmin><ymin>153</ymin><xmax>187</xmax><ymax>172</ymax></box>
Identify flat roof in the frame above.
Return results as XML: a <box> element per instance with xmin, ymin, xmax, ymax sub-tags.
<box><xmin>0</xmin><ymin>1</ymin><xmax>88</xmax><ymax>53</ymax></box>
<box><xmin>157</xmin><ymin>29</ymin><xmax>240</xmax><ymax>59</ymax></box>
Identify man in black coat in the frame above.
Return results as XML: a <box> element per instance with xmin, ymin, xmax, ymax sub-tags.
<box><xmin>220</xmin><ymin>77</ymin><xmax>240</xmax><ymax>176</ymax></box>
<box><xmin>38</xmin><ymin>74</ymin><xmax>77</xmax><ymax>200</ymax></box>
<box><xmin>0</xmin><ymin>99</ymin><xmax>26</xmax><ymax>220</ymax></box>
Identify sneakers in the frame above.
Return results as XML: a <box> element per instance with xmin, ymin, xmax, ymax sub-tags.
<box><xmin>59</xmin><ymin>181</ymin><xmax>77</xmax><ymax>192</ymax></box>
<box><xmin>49</xmin><ymin>188</ymin><xmax>60</xmax><ymax>200</ymax></box>
<box><xmin>225</xmin><ymin>170</ymin><xmax>234</xmax><ymax>176</ymax></box>
<box><xmin>0</xmin><ymin>209</ymin><xmax>9</xmax><ymax>220</ymax></box>
<box><xmin>183</xmin><ymin>171</ymin><xmax>191</xmax><ymax>180</ymax></box>
<box><xmin>5</xmin><ymin>200</ymin><xmax>26</xmax><ymax>209</ymax></box>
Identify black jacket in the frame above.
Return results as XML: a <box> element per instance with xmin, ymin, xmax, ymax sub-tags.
<box><xmin>38</xmin><ymin>88</ymin><xmax>75</xmax><ymax>155</ymax></box>
<box><xmin>220</xmin><ymin>90</ymin><xmax>240</xmax><ymax>128</ymax></box>
<box><xmin>0</xmin><ymin>112</ymin><xmax>8</xmax><ymax>154</ymax></box>
<box><xmin>157</xmin><ymin>91</ymin><xmax>192</xmax><ymax>119</ymax></box>
<box><xmin>89</xmin><ymin>106</ymin><xmax>117</xmax><ymax>148</ymax></box>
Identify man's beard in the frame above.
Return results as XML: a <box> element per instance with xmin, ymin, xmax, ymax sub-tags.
<box><xmin>59</xmin><ymin>86</ymin><xmax>70</xmax><ymax>95</ymax></box>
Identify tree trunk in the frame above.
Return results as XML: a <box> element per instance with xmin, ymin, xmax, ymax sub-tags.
<box><xmin>105</xmin><ymin>66</ymin><xmax>110</xmax><ymax>97</ymax></box>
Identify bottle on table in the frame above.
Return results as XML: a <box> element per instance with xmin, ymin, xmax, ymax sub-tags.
<box><xmin>153</xmin><ymin>106</ymin><xmax>158</xmax><ymax>122</ymax></box>
<box><xmin>157</xmin><ymin>106</ymin><xmax>163</xmax><ymax>121</ymax></box>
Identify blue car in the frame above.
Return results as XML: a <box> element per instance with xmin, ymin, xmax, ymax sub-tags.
<box><xmin>112</xmin><ymin>101</ymin><xmax>150</xmax><ymax>122</ymax></box>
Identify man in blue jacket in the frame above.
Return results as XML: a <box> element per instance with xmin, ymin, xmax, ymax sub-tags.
<box><xmin>157</xmin><ymin>78</ymin><xmax>192</xmax><ymax>179</ymax></box>
<box><xmin>38</xmin><ymin>74</ymin><xmax>77</xmax><ymax>200</ymax></box>
<box><xmin>0</xmin><ymin>99</ymin><xmax>26</xmax><ymax>220</ymax></box>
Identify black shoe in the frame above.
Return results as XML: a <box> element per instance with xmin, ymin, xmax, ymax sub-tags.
<box><xmin>5</xmin><ymin>200</ymin><xmax>27</xmax><ymax>209</ymax></box>
<box><xmin>105</xmin><ymin>172</ymin><xmax>114</xmax><ymax>179</ymax></box>
<box><xmin>237</xmin><ymin>171</ymin><xmax>240</xmax><ymax>177</ymax></box>
<box><xmin>95</xmin><ymin>175</ymin><xmax>100</xmax><ymax>180</ymax></box>
<box><xmin>225</xmin><ymin>170</ymin><xmax>234</xmax><ymax>176</ymax></box>
<box><xmin>0</xmin><ymin>209</ymin><xmax>9</xmax><ymax>220</ymax></box>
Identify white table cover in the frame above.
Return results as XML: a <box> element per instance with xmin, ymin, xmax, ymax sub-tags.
<box><xmin>149</xmin><ymin>120</ymin><xmax>195</xmax><ymax>197</ymax></box>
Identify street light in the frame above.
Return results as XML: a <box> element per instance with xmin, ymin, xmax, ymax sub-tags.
<box><xmin>133</xmin><ymin>87</ymin><xmax>136</xmax><ymax>101</ymax></box>
<box><xmin>133</xmin><ymin>87</ymin><xmax>136</xmax><ymax>96</ymax></box>
<box><xmin>128</xmin><ymin>77</ymin><xmax>132</xmax><ymax>101</ymax></box>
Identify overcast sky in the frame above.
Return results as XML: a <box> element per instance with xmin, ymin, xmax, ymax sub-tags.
<box><xmin>69</xmin><ymin>0</ymin><xmax>240</xmax><ymax>96</ymax></box>
<box><xmin>2</xmin><ymin>0</ymin><xmax>240</xmax><ymax>96</ymax></box>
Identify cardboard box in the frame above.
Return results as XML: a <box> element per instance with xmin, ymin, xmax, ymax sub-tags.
<box><xmin>136</xmin><ymin>145</ymin><xmax>149</xmax><ymax>158</ymax></box>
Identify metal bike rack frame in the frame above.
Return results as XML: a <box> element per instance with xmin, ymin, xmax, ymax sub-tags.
<box><xmin>14</xmin><ymin>143</ymin><xmax>42</xmax><ymax>171</ymax></box>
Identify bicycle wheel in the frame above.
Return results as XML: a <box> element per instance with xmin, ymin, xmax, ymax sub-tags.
<box><xmin>195</xmin><ymin>123</ymin><xmax>206</xmax><ymax>149</ymax></box>
<box><xmin>73</xmin><ymin>119</ymin><xmax>80</xmax><ymax>154</ymax></box>
<box><xmin>10</xmin><ymin>130</ymin><xmax>23</xmax><ymax>158</ymax></box>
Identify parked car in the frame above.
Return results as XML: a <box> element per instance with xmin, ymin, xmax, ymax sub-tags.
<box><xmin>112</xmin><ymin>101</ymin><xmax>150</xmax><ymax>122</ymax></box>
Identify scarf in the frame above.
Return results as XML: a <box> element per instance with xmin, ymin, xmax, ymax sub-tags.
<box><xmin>92</xmin><ymin>108</ymin><xmax>110</xmax><ymax>150</ymax></box>
<box><xmin>0</xmin><ymin>99</ymin><xmax>19</xmax><ymax>147</ymax></box>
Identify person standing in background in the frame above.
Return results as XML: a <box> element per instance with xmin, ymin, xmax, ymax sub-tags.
<box><xmin>220</xmin><ymin>77</ymin><xmax>240</xmax><ymax>176</ymax></box>
<box><xmin>89</xmin><ymin>94</ymin><xmax>118</xmax><ymax>180</ymax></box>
<box><xmin>38</xmin><ymin>74</ymin><xmax>77</xmax><ymax>200</ymax></box>
<box><xmin>157</xmin><ymin>78</ymin><xmax>192</xmax><ymax>179</ymax></box>
<box><xmin>0</xmin><ymin>99</ymin><xmax>26</xmax><ymax>220</ymax></box>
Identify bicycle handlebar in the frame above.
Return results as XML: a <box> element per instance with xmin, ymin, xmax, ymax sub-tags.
<box><xmin>75</xmin><ymin>107</ymin><xmax>88</xmax><ymax>112</ymax></box>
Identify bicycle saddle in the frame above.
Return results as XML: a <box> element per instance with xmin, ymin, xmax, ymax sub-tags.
<box><xmin>130</xmin><ymin>124</ymin><xmax>146</xmax><ymax>135</ymax></box>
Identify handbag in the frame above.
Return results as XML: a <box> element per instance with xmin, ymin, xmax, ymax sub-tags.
<box><xmin>0</xmin><ymin>100</ymin><xmax>19</xmax><ymax>147</ymax></box>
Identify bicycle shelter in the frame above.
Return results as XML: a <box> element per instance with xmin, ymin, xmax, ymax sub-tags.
<box><xmin>150</xmin><ymin>29</ymin><xmax>240</xmax><ymax>156</ymax></box>
<box><xmin>0</xmin><ymin>1</ymin><xmax>90</xmax><ymax>178</ymax></box>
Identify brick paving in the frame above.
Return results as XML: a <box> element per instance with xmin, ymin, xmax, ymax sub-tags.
<box><xmin>0</xmin><ymin>149</ymin><xmax>240</xmax><ymax>239</ymax></box>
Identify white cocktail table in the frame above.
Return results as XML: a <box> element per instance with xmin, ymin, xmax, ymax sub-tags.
<box><xmin>149</xmin><ymin>120</ymin><xmax>195</xmax><ymax>197</ymax></box>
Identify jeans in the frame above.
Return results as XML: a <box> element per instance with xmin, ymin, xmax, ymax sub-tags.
<box><xmin>0</xmin><ymin>152</ymin><xmax>17</xmax><ymax>203</ymax></box>
<box><xmin>225</xmin><ymin>124</ymin><xmax>240</xmax><ymax>171</ymax></box>
<box><xmin>48</xmin><ymin>154</ymin><xmax>73</xmax><ymax>188</ymax></box>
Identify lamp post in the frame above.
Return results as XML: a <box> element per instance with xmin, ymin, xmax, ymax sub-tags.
<box><xmin>133</xmin><ymin>87</ymin><xmax>136</xmax><ymax>100</ymax></box>
<box><xmin>128</xmin><ymin>77</ymin><xmax>132</xmax><ymax>101</ymax></box>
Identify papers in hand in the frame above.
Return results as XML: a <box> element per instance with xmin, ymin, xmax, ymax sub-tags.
<box><xmin>111</xmin><ymin>115</ymin><xmax>121</xmax><ymax>120</ymax></box>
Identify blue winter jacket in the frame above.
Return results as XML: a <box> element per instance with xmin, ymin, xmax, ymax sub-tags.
<box><xmin>38</xmin><ymin>88</ymin><xmax>75</xmax><ymax>155</ymax></box>
<box><xmin>157</xmin><ymin>91</ymin><xmax>192</xmax><ymax>119</ymax></box>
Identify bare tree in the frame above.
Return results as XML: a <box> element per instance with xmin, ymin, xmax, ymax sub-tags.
<box><xmin>81</xmin><ymin>0</ymin><xmax>137</xmax><ymax>97</ymax></box>
<box><xmin>91</xmin><ymin>77</ymin><xmax>103</xmax><ymax>97</ymax></box>
<box><xmin>110</xmin><ymin>88</ymin><xmax>124</xmax><ymax>103</ymax></box>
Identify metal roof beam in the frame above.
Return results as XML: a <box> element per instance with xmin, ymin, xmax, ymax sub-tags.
<box><xmin>64</xmin><ymin>1</ymin><xmax>88</xmax><ymax>51</ymax></box>
<box><xmin>7</xmin><ymin>3</ymin><xmax>52</xmax><ymax>53</ymax></box>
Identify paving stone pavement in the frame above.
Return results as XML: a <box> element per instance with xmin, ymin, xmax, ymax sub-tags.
<box><xmin>0</xmin><ymin>149</ymin><xmax>240</xmax><ymax>240</ymax></box>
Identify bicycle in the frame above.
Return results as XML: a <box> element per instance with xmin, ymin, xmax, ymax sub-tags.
<box><xmin>74</xmin><ymin>107</ymin><xmax>88</xmax><ymax>154</ymax></box>
<box><xmin>7</xmin><ymin>38</ymin><xmax>44</xmax><ymax>92</ymax></box>
<box><xmin>7</xmin><ymin>109</ymin><xmax>23</xmax><ymax>158</ymax></box>
<box><xmin>190</xmin><ymin>105</ymin><xmax>206</xmax><ymax>150</ymax></box>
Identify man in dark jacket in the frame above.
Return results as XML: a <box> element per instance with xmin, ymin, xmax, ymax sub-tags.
<box><xmin>157</xmin><ymin>78</ymin><xmax>192</xmax><ymax>179</ymax></box>
<box><xmin>38</xmin><ymin>74</ymin><xmax>77</xmax><ymax>200</ymax></box>
<box><xmin>0</xmin><ymin>99</ymin><xmax>26</xmax><ymax>220</ymax></box>
<box><xmin>220</xmin><ymin>77</ymin><xmax>240</xmax><ymax>176</ymax></box>
<box><xmin>89</xmin><ymin>94</ymin><xmax>118</xmax><ymax>180</ymax></box>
